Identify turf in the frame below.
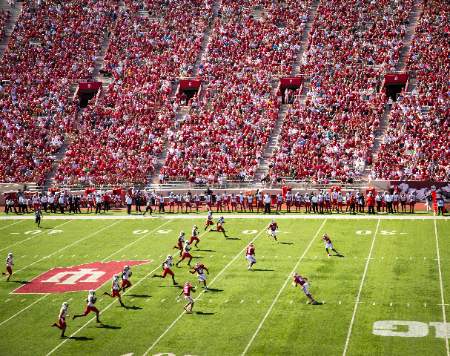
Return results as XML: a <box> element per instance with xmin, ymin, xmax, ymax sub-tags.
<box><xmin>0</xmin><ymin>216</ymin><xmax>448</xmax><ymax>356</ymax></box>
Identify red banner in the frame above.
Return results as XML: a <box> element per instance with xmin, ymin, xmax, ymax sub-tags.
<box><xmin>179</xmin><ymin>79</ymin><xmax>201</xmax><ymax>91</ymax></box>
<box><xmin>384</xmin><ymin>73</ymin><xmax>408</xmax><ymax>86</ymax></box>
<box><xmin>78</xmin><ymin>82</ymin><xmax>102</xmax><ymax>91</ymax></box>
<box><xmin>280</xmin><ymin>77</ymin><xmax>302</xmax><ymax>89</ymax></box>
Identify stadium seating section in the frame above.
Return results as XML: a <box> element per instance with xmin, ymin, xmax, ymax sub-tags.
<box><xmin>0</xmin><ymin>0</ymin><xmax>448</xmax><ymax>185</ymax></box>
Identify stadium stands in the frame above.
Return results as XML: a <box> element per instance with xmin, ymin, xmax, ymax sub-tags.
<box><xmin>54</xmin><ymin>0</ymin><xmax>213</xmax><ymax>185</ymax></box>
<box><xmin>161</xmin><ymin>0</ymin><xmax>312</xmax><ymax>183</ymax></box>
<box><xmin>0</xmin><ymin>0</ymin><xmax>117</xmax><ymax>184</ymax></box>
<box><xmin>372</xmin><ymin>0</ymin><xmax>449</xmax><ymax>181</ymax></box>
<box><xmin>270</xmin><ymin>0</ymin><xmax>414</xmax><ymax>183</ymax></box>
<box><xmin>0</xmin><ymin>9</ymin><xmax>9</xmax><ymax>40</ymax></box>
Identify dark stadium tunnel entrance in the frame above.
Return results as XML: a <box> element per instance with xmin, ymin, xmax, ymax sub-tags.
<box><xmin>383</xmin><ymin>73</ymin><xmax>408</xmax><ymax>102</ymax></box>
<box><xmin>77</xmin><ymin>82</ymin><xmax>102</xmax><ymax>108</ymax></box>
<box><xmin>178</xmin><ymin>78</ymin><xmax>202</xmax><ymax>105</ymax></box>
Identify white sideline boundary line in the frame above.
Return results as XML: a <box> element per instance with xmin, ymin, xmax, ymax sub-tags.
<box><xmin>342</xmin><ymin>219</ymin><xmax>381</xmax><ymax>356</ymax></box>
<box><xmin>0</xmin><ymin>220</ymin><xmax>72</xmax><ymax>253</ymax></box>
<box><xmin>142</xmin><ymin>226</ymin><xmax>269</xmax><ymax>356</ymax></box>
<box><xmin>0</xmin><ymin>219</ymin><xmax>23</xmax><ymax>230</ymax></box>
<box><xmin>241</xmin><ymin>219</ymin><xmax>327</xmax><ymax>355</ymax></box>
<box><xmin>434</xmin><ymin>219</ymin><xmax>450</xmax><ymax>356</ymax></box>
<box><xmin>46</xmin><ymin>219</ymin><xmax>198</xmax><ymax>355</ymax></box>
<box><xmin>14</xmin><ymin>221</ymin><xmax>122</xmax><ymax>275</ymax></box>
<box><xmin>0</xmin><ymin>214</ymin><xmax>447</xmax><ymax>221</ymax></box>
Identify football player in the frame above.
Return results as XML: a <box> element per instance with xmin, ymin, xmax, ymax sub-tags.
<box><xmin>292</xmin><ymin>272</ymin><xmax>319</xmax><ymax>304</ymax></box>
<box><xmin>189</xmin><ymin>225</ymin><xmax>200</xmax><ymax>248</ymax></box>
<box><xmin>176</xmin><ymin>241</ymin><xmax>193</xmax><ymax>267</ymax></box>
<box><xmin>267</xmin><ymin>220</ymin><xmax>278</xmax><ymax>241</ymax></box>
<box><xmin>121</xmin><ymin>265</ymin><xmax>132</xmax><ymax>291</ymax></box>
<box><xmin>2</xmin><ymin>252</ymin><xmax>13</xmax><ymax>281</ymax></box>
<box><xmin>179</xmin><ymin>282</ymin><xmax>196</xmax><ymax>313</ymax></box>
<box><xmin>73</xmin><ymin>290</ymin><xmax>101</xmax><ymax>323</ymax></box>
<box><xmin>51</xmin><ymin>301</ymin><xmax>69</xmax><ymax>337</ymax></box>
<box><xmin>204</xmin><ymin>210</ymin><xmax>214</xmax><ymax>230</ymax></box>
<box><xmin>190</xmin><ymin>262</ymin><xmax>209</xmax><ymax>289</ymax></box>
<box><xmin>153</xmin><ymin>255</ymin><xmax>177</xmax><ymax>285</ymax></box>
<box><xmin>246</xmin><ymin>243</ymin><xmax>256</xmax><ymax>270</ymax></box>
<box><xmin>103</xmin><ymin>275</ymin><xmax>125</xmax><ymax>307</ymax></box>
<box><xmin>173</xmin><ymin>231</ymin><xmax>185</xmax><ymax>256</ymax></box>
<box><xmin>322</xmin><ymin>233</ymin><xmax>340</xmax><ymax>257</ymax></box>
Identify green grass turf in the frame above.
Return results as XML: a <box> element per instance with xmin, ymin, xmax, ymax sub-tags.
<box><xmin>0</xmin><ymin>217</ymin><xmax>448</xmax><ymax>356</ymax></box>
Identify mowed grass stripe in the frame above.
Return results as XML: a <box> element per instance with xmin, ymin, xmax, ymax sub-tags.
<box><xmin>345</xmin><ymin>220</ymin><xmax>445</xmax><ymax>355</ymax></box>
<box><xmin>0</xmin><ymin>219</ymin><xmax>24</xmax><ymax>231</ymax></box>
<box><xmin>145</xmin><ymin>219</ymin><xmax>327</xmax><ymax>356</ymax></box>
<box><xmin>241</xmin><ymin>219</ymin><xmax>379</xmax><ymax>356</ymax></box>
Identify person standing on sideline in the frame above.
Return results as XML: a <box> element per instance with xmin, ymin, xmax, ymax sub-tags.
<box><xmin>263</xmin><ymin>193</ymin><xmax>271</xmax><ymax>214</ymax></box>
<box><xmin>125</xmin><ymin>194</ymin><xmax>133</xmax><ymax>215</ymax></box>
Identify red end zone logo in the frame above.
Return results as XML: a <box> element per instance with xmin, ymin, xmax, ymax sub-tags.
<box><xmin>13</xmin><ymin>260</ymin><xmax>150</xmax><ymax>294</ymax></box>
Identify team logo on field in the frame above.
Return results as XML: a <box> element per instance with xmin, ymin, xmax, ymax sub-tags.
<box><xmin>13</xmin><ymin>260</ymin><xmax>150</xmax><ymax>294</ymax></box>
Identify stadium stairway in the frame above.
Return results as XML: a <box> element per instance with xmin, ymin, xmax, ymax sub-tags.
<box><xmin>192</xmin><ymin>0</ymin><xmax>221</xmax><ymax>77</ymax></box>
<box><xmin>254</xmin><ymin>104</ymin><xmax>288</xmax><ymax>182</ymax></box>
<box><xmin>0</xmin><ymin>0</ymin><xmax>22</xmax><ymax>58</ymax></box>
<box><xmin>396</xmin><ymin>0</ymin><xmax>423</xmax><ymax>72</ymax></box>
<box><xmin>364</xmin><ymin>0</ymin><xmax>423</xmax><ymax>181</ymax></box>
<box><xmin>291</xmin><ymin>0</ymin><xmax>319</xmax><ymax>76</ymax></box>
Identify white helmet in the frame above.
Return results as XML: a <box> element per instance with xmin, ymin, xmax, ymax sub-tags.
<box><xmin>124</xmin><ymin>265</ymin><xmax>130</xmax><ymax>270</ymax></box>
<box><xmin>62</xmin><ymin>302</ymin><xmax>69</xmax><ymax>308</ymax></box>
<box><xmin>193</xmin><ymin>225</ymin><xmax>197</xmax><ymax>229</ymax></box>
<box><xmin>167</xmin><ymin>255</ymin><xmax>172</xmax><ymax>260</ymax></box>
<box><xmin>7</xmin><ymin>252</ymin><xmax>13</xmax><ymax>257</ymax></box>
<box><xmin>180</xmin><ymin>231</ymin><xmax>185</xmax><ymax>236</ymax></box>
<box><xmin>113</xmin><ymin>274</ymin><xmax>119</xmax><ymax>280</ymax></box>
<box><xmin>89</xmin><ymin>290</ymin><xmax>95</xmax><ymax>295</ymax></box>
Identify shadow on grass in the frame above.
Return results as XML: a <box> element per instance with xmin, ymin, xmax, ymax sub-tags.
<box><xmin>11</xmin><ymin>280</ymin><xmax>30</xmax><ymax>284</ymax></box>
<box><xmin>126</xmin><ymin>294</ymin><xmax>151</xmax><ymax>298</ymax></box>
<box><xmin>68</xmin><ymin>336</ymin><xmax>94</xmax><ymax>341</ymax></box>
<box><xmin>252</xmin><ymin>268</ymin><xmax>275</xmax><ymax>272</ymax></box>
<box><xmin>123</xmin><ymin>305</ymin><xmax>143</xmax><ymax>310</ymax></box>
<box><xmin>204</xmin><ymin>288</ymin><xmax>223</xmax><ymax>293</ymax></box>
<box><xmin>195</xmin><ymin>311</ymin><xmax>215</xmax><ymax>315</ymax></box>
<box><xmin>196</xmin><ymin>249</ymin><xmax>215</xmax><ymax>252</ymax></box>
<box><xmin>279</xmin><ymin>242</ymin><xmax>294</xmax><ymax>245</ymax></box>
<box><xmin>225</xmin><ymin>237</ymin><xmax>241</xmax><ymax>241</ymax></box>
<box><xmin>96</xmin><ymin>324</ymin><xmax>121</xmax><ymax>330</ymax></box>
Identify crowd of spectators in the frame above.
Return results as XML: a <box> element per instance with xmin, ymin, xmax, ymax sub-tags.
<box><xmin>161</xmin><ymin>0</ymin><xmax>312</xmax><ymax>183</ymax></box>
<box><xmin>0</xmin><ymin>0</ymin><xmax>117</xmax><ymax>184</ymax></box>
<box><xmin>372</xmin><ymin>0</ymin><xmax>449</xmax><ymax>181</ymax></box>
<box><xmin>270</xmin><ymin>0</ymin><xmax>414</xmax><ymax>183</ymax></box>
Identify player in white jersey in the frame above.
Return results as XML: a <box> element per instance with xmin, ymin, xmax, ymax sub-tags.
<box><xmin>204</xmin><ymin>210</ymin><xmax>214</xmax><ymax>230</ymax></box>
<box><xmin>73</xmin><ymin>290</ymin><xmax>101</xmax><ymax>323</ymax></box>
<box><xmin>190</xmin><ymin>262</ymin><xmax>209</xmax><ymax>289</ymax></box>
<box><xmin>153</xmin><ymin>255</ymin><xmax>177</xmax><ymax>285</ymax></box>
<box><xmin>103</xmin><ymin>274</ymin><xmax>125</xmax><ymax>307</ymax></box>
<box><xmin>2</xmin><ymin>252</ymin><xmax>13</xmax><ymax>281</ymax></box>
<box><xmin>51</xmin><ymin>302</ymin><xmax>69</xmax><ymax>337</ymax></box>
<box><xmin>189</xmin><ymin>225</ymin><xmax>200</xmax><ymax>248</ymax></box>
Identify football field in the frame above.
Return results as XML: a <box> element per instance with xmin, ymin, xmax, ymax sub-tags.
<box><xmin>0</xmin><ymin>215</ymin><xmax>449</xmax><ymax>356</ymax></box>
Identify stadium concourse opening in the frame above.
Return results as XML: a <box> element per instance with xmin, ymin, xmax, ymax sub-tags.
<box><xmin>77</xmin><ymin>82</ymin><xmax>101</xmax><ymax>108</ymax></box>
<box><xmin>178</xmin><ymin>78</ymin><xmax>201</xmax><ymax>105</ymax></box>
<box><xmin>383</xmin><ymin>73</ymin><xmax>408</xmax><ymax>101</ymax></box>
<box><xmin>278</xmin><ymin>76</ymin><xmax>302</xmax><ymax>104</ymax></box>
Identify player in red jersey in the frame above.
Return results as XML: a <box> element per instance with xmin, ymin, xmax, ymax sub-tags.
<box><xmin>190</xmin><ymin>262</ymin><xmax>209</xmax><ymax>289</ymax></box>
<box><xmin>73</xmin><ymin>290</ymin><xmax>101</xmax><ymax>323</ymax></box>
<box><xmin>153</xmin><ymin>255</ymin><xmax>177</xmax><ymax>285</ymax></box>
<box><xmin>103</xmin><ymin>274</ymin><xmax>125</xmax><ymax>307</ymax></box>
<box><xmin>189</xmin><ymin>225</ymin><xmax>200</xmax><ymax>248</ymax></box>
<box><xmin>292</xmin><ymin>273</ymin><xmax>319</xmax><ymax>304</ymax></box>
<box><xmin>173</xmin><ymin>231</ymin><xmax>185</xmax><ymax>256</ymax></box>
<box><xmin>267</xmin><ymin>220</ymin><xmax>278</xmax><ymax>241</ymax></box>
<box><xmin>51</xmin><ymin>302</ymin><xmax>69</xmax><ymax>337</ymax></box>
<box><xmin>204</xmin><ymin>210</ymin><xmax>214</xmax><ymax>230</ymax></box>
<box><xmin>213</xmin><ymin>216</ymin><xmax>228</xmax><ymax>237</ymax></box>
<box><xmin>121</xmin><ymin>265</ymin><xmax>132</xmax><ymax>292</ymax></box>
<box><xmin>179</xmin><ymin>282</ymin><xmax>196</xmax><ymax>313</ymax></box>
<box><xmin>176</xmin><ymin>241</ymin><xmax>193</xmax><ymax>267</ymax></box>
<box><xmin>322</xmin><ymin>233</ymin><xmax>340</xmax><ymax>257</ymax></box>
<box><xmin>2</xmin><ymin>252</ymin><xmax>13</xmax><ymax>281</ymax></box>
<box><xmin>246</xmin><ymin>243</ymin><xmax>256</xmax><ymax>270</ymax></box>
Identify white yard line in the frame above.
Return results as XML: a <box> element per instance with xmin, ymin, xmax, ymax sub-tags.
<box><xmin>0</xmin><ymin>220</ymin><xmax>72</xmax><ymax>253</ymax></box>
<box><xmin>434</xmin><ymin>219</ymin><xmax>450</xmax><ymax>356</ymax></box>
<box><xmin>241</xmin><ymin>219</ymin><xmax>327</xmax><ymax>356</ymax></box>
<box><xmin>0</xmin><ymin>294</ymin><xmax>49</xmax><ymax>327</ymax></box>
<box><xmin>0</xmin><ymin>219</ymin><xmax>23</xmax><ymax>230</ymax></box>
<box><xmin>342</xmin><ymin>219</ymin><xmax>381</xmax><ymax>356</ymax></box>
<box><xmin>0</xmin><ymin>214</ymin><xmax>447</xmax><ymax>221</ymax></box>
<box><xmin>142</xmin><ymin>226</ymin><xmax>269</xmax><ymax>356</ymax></box>
<box><xmin>14</xmin><ymin>221</ymin><xmax>122</xmax><ymax>275</ymax></box>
